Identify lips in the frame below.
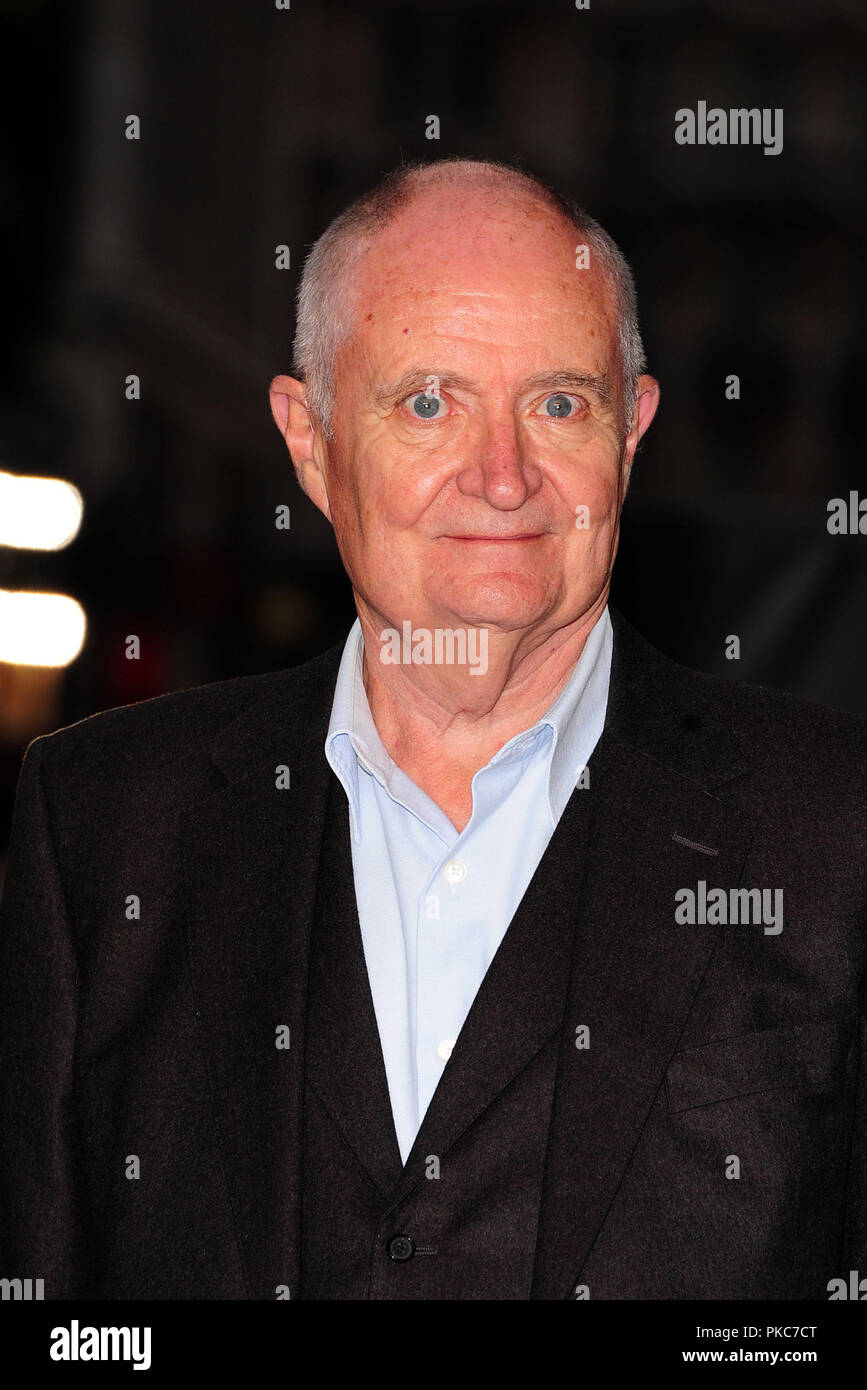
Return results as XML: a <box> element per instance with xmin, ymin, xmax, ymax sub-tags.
<box><xmin>444</xmin><ymin>533</ymin><xmax>544</xmax><ymax>541</ymax></box>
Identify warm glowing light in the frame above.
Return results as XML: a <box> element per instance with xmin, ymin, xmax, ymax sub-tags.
<box><xmin>0</xmin><ymin>590</ymin><xmax>86</xmax><ymax>667</ymax></box>
<box><xmin>0</xmin><ymin>470</ymin><xmax>83</xmax><ymax>550</ymax></box>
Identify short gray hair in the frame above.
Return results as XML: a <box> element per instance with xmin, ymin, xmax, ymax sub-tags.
<box><xmin>293</xmin><ymin>158</ymin><xmax>646</xmax><ymax>438</ymax></box>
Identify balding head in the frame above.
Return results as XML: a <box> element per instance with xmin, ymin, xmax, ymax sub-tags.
<box><xmin>293</xmin><ymin>158</ymin><xmax>646</xmax><ymax>440</ymax></box>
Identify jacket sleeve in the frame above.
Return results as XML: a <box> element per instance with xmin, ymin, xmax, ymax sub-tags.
<box><xmin>0</xmin><ymin>736</ymin><xmax>95</xmax><ymax>1297</ymax></box>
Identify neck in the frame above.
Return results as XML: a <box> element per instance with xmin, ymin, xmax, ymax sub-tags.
<box><xmin>356</xmin><ymin>594</ymin><xmax>608</xmax><ymax>830</ymax></box>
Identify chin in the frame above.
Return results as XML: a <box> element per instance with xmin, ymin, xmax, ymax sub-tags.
<box><xmin>433</xmin><ymin>575</ymin><xmax>556</xmax><ymax>632</ymax></box>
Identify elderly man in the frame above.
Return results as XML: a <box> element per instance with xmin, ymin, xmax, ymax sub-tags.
<box><xmin>1</xmin><ymin>159</ymin><xmax>865</xmax><ymax>1302</ymax></box>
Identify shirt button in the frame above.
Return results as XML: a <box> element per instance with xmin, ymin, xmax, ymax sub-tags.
<box><xmin>386</xmin><ymin>1234</ymin><xmax>415</xmax><ymax>1262</ymax></box>
<box><xmin>444</xmin><ymin>861</ymin><xmax>467</xmax><ymax>885</ymax></box>
<box><xmin>437</xmin><ymin>1038</ymin><xmax>456</xmax><ymax>1061</ymax></box>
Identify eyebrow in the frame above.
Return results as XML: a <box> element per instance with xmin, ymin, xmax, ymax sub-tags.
<box><xmin>523</xmin><ymin>370</ymin><xmax>614</xmax><ymax>402</ymax></box>
<box><xmin>372</xmin><ymin>367</ymin><xmax>615</xmax><ymax>408</ymax></box>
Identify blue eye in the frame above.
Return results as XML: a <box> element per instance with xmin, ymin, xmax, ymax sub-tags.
<box><xmin>409</xmin><ymin>392</ymin><xmax>444</xmax><ymax>419</ymax></box>
<box><xmin>544</xmin><ymin>393</ymin><xmax>575</xmax><ymax>417</ymax></box>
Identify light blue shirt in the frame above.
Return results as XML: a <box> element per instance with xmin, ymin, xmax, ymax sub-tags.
<box><xmin>324</xmin><ymin>606</ymin><xmax>613</xmax><ymax>1164</ymax></box>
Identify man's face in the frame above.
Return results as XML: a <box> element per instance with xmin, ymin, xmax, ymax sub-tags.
<box><xmin>304</xmin><ymin>188</ymin><xmax>658</xmax><ymax>643</ymax></box>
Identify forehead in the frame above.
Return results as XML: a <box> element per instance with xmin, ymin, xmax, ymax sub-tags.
<box><xmin>345</xmin><ymin>187</ymin><xmax>617</xmax><ymax>370</ymax></box>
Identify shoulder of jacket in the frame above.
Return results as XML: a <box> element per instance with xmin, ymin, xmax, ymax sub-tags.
<box><xmin>23</xmin><ymin>639</ymin><xmax>345</xmax><ymax>776</ymax></box>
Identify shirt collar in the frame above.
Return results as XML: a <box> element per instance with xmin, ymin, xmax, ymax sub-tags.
<box><xmin>325</xmin><ymin>606</ymin><xmax>613</xmax><ymax>838</ymax></box>
<box><xmin>538</xmin><ymin>604</ymin><xmax>612</xmax><ymax>822</ymax></box>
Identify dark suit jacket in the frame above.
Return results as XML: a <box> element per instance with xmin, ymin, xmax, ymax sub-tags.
<box><xmin>1</xmin><ymin>605</ymin><xmax>865</xmax><ymax>1299</ymax></box>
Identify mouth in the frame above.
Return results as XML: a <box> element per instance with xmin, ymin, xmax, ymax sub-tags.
<box><xmin>443</xmin><ymin>533</ymin><xmax>546</xmax><ymax>543</ymax></box>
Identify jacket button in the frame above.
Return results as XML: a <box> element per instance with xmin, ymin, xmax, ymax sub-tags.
<box><xmin>386</xmin><ymin>1234</ymin><xmax>415</xmax><ymax>1262</ymax></box>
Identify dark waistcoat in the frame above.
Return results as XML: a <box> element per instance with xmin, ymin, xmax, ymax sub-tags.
<box><xmin>298</xmin><ymin>769</ymin><xmax>594</xmax><ymax>1299</ymax></box>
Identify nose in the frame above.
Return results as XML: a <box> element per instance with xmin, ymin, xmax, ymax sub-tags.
<box><xmin>456</xmin><ymin>409</ymin><xmax>543</xmax><ymax>510</ymax></box>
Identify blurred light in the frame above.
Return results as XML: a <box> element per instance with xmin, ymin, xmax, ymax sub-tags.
<box><xmin>0</xmin><ymin>663</ymin><xmax>63</xmax><ymax>741</ymax></box>
<box><xmin>0</xmin><ymin>590</ymin><xmax>86</xmax><ymax>667</ymax></box>
<box><xmin>0</xmin><ymin>469</ymin><xmax>84</xmax><ymax>550</ymax></box>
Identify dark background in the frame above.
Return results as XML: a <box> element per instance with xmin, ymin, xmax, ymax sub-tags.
<box><xmin>1</xmin><ymin>0</ymin><xmax>865</xmax><ymax>874</ymax></box>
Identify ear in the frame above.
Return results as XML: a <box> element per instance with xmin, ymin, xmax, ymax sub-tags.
<box><xmin>268</xmin><ymin>374</ymin><xmax>332</xmax><ymax>522</ymax></box>
<box><xmin>621</xmin><ymin>374</ymin><xmax>660</xmax><ymax>492</ymax></box>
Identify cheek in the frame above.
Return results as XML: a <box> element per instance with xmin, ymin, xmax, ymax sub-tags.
<box><xmin>358</xmin><ymin>438</ymin><xmax>448</xmax><ymax>530</ymax></box>
<box><xmin>327</xmin><ymin>462</ymin><xmax>427</xmax><ymax>566</ymax></box>
<box><xmin>562</xmin><ymin>455</ymin><xmax>623</xmax><ymax>530</ymax></box>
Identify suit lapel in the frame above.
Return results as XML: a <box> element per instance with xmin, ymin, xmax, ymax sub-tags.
<box><xmin>304</xmin><ymin>772</ymin><xmax>405</xmax><ymax>1197</ymax></box>
<box><xmin>531</xmin><ymin>608</ymin><xmax>759</xmax><ymax>1298</ymax></box>
<box><xmin>181</xmin><ymin>645</ymin><xmax>342</xmax><ymax>1299</ymax></box>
